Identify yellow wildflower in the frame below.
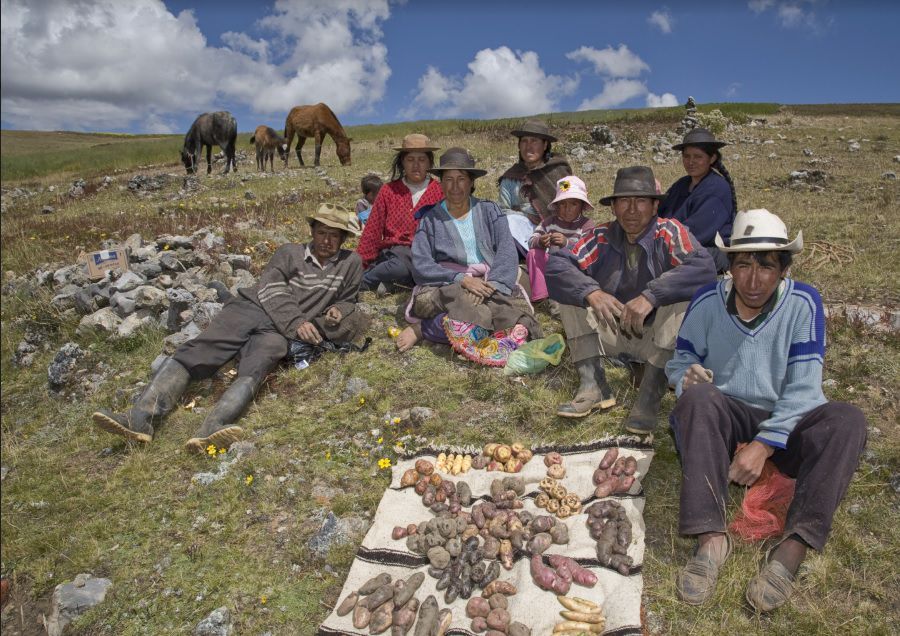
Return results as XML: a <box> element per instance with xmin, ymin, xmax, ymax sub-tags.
<box><xmin>392</xmin><ymin>417</ymin><xmax>401</xmax><ymax>425</ymax></box>
<box><xmin>358</xmin><ymin>397</ymin><xmax>365</xmax><ymax>406</ymax></box>
<box><xmin>377</xmin><ymin>437</ymin><xmax>383</xmax><ymax>444</ymax></box>
<box><xmin>325</xmin><ymin>451</ymin><xmax>331</xmax><ymax>460</ymax></box>
<box><xmin>260</xmin><ymin>595</ymin><xmax>267</xmax><ymax>604</ymax></box>
<box><xmin>218</xmin><ymin>447</ymin><xmax>226</xmax><ymax>455</ymax></box>
<box><xmin>378</xmin><ymin>457</ymin><xmax>392</xmax><ymax>469</ymax></box>
<box><xmin>206</xmin><ymin>444</ymin><xmax>217</xmax><ymax>456</ymax></box>
<box><xmin>245</xmin><ymin>474</ymin><xmax>254</xmax><ymax>486</ymax></box>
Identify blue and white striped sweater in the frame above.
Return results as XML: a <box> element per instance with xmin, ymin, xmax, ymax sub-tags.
<box><xmin>666</xmin><ymin>278</ymin><xmax>827</xmax><ymax>448</ymax></box>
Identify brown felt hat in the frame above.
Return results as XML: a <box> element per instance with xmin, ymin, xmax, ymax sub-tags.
<box><xmin>427</xmin><ymin>147</ymin><xmax>487</xmax><ymax>178</ymax></box>
<box><xmin>393</xmin><ymin>133</ymin><xmax>440</xmax><ymax>153</ymax></box>
<box><xmin>599</xmin><ymin>166</ymin><xmax>666</xmax><ymax>206</ymax></box>
<box><xmin>306</xmin><ymin>203</ymin><xmax>360</xmax><ymax>236</ymax></box>
<box><xmin>510</xmin><ymin>119</ymin><xmax>557</xmax><ymax>142</ymax></box>
<box><xmin>672</xmin><ymin>127</ymin><xmax>728</xmax><ymax>151</ymax></box>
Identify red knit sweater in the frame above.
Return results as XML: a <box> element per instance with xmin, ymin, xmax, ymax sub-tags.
<box><xmin>356</xmin><ymin>178</ymin><xmax>444</xmax><ymax>268</ymax></box>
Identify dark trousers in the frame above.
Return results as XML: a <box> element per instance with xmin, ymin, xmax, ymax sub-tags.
<box><xmin>173</xmin><ymin>296</ymin><xmax>289</xmax><ymax>383</ymax></box>
<box><xmin>670</xmin><ymin>384</ymin><xmax>866</xmax><ymax>551</ymax></box>
<box><xmin>361</xmin><ymin>246</ymin><xmax>414</xmax><ymax>290</ymax></box>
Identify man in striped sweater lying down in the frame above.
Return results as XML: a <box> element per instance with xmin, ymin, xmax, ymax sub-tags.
<box><xmin>93</xmin><ymin>203</ymin><xmax>367</xmax><ymax>453</ymax></box>
<box><xmin>666</xmin><ymin>209</ymin><xmax>867</xmax><ymax>612</ymax></box>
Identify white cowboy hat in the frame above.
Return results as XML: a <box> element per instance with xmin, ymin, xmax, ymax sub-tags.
<box><xmin>716</xmin><ymin>208</ymin><xmax>803</xmax><ymax>253</ymax></box>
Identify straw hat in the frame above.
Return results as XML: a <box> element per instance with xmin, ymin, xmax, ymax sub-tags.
<box><xmin>716</xmin><ymin>208</ymin><xmax>803</xmax><ymax>253</ymax></box>
<box><xmin>510</xmin><ymin>119</ymin><xmax>557</xmax><ymax>142</ymax></box>
<box><xmin>306</xmin><ymin>203</ymin><xmax>360</xmax><ymax>237</ymax></box>
<box><xmin>427</xmin><ymin>147</ymin><xmax>487</xmax><ymax>178</ymax></box>
<box><xmin>598</xmin><ymin>166</ymin><xmax>666</xmax><ymax>206</ymax></box>
<box><xmin>548</xmin><ymin>175</ymin><xmax>594</xmax><ymax>211</ymax></box>
<box><xmin>393</xmin><ymin>133</ymin><xmax>440</xmax><ymax>153</ymax></box>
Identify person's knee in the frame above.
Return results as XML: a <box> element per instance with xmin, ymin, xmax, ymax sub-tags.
<box><xmin>825</xmin><ymin>402</ymin><xmax>868</xmax><ymax>448</ymax></box>
<box><xmin>671</xmin><ymin>383</ymin><xmax>722</xmax><ymax>423</ymax></box>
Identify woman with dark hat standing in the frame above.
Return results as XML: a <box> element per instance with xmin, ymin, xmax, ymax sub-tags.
<box><xmin>497</xmin><ymin>119</ymin><xmax>573</xmax><ymax>252</ymax></box>
<box><xmin>356</xmin><ymin>133</ymin><xmax>444</xmax><ymax>292</ymax></box>
<box><xmin>658</xmin><ymin>127</ymin><xmax>737</xmax><ymax>272</ymax></box>
<box><xmin>396</xmin><ymin>147</ymin><xmax>541</xmax><ymax>363</ymax></box>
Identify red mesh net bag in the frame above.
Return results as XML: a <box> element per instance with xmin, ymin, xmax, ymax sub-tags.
<box><xmin>729</xmin><ymin>444</ymin><xmax>797</xmax><ymax>542</ymax></box>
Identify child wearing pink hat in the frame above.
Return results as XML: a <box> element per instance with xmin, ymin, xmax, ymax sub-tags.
<box><xmin>526</xmin><ymin>175</ymin><xmax>596</xmax><ymax>302</ymax></box>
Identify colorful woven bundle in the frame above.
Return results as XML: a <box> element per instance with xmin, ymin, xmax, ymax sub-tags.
<box><xmin>443</xmin><ymin>317</ymin><xmax>528</xmax><ymax>367</ymax></box>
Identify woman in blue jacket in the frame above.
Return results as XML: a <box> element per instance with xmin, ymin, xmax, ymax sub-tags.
<box><xmin>658</xmin><ymin>128</ymin><xmax>737</xmax><ymax>272</ymax></box>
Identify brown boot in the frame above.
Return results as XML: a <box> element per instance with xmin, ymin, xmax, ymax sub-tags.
<box><xmin>557</xmin><ymin>358</ymin><xmax>616</xmax><ymax>418</ymax></box>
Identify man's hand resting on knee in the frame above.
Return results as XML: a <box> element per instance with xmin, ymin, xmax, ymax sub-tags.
<box><xmin>296</xmin><ymin>321</ymin><xmax>323</xmax><ymax>344</ymax></box>
<box><xmin>324</xmin><ymin>306</ymin><xmax>343</xmax><ymax>328</ymax></box>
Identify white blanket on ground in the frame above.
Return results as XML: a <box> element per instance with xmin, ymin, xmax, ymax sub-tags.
<box><xmin>318</xmin><ymin>439</ymin><xmax>652</xmax><ymax>636</ymax></box>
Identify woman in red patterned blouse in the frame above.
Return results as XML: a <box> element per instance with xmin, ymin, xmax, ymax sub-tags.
<box><xmin>356</xmin><ymin>134</ymin><xmax>444</xmax><ymax>291</ymax></box>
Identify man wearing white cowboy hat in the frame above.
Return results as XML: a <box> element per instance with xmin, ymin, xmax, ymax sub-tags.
<box><xmin>93</xmin><ymin>203</ymin><xmax>367</xmax><ymax>452</ymax></box>
<box><xmin>666</xmin><ymin>209</ymin><xmax>867</xmax><ymax>612</ymax></box>
<box><xmin>546</xmin><ymin>166</ymin><xmax>716</xmax><ymax>427</ymax></box>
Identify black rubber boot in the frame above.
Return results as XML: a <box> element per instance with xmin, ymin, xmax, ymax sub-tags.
<box><xmin>184</xmin><ymin>376</ymin><xmax>256</xmax><ymax>453</ymax></box>
<box><xmin>557</xmin><ymin>358</ymin><xmax>616</xmax><ymax>418</ymax></box>
<box><xmin>92</xmin><ymin>358</ymin><xmax>190</xmax><ymax>443</ymax></box>
<box><xmin>623</xmin><ymin>363</ymin><xmax>668</xmax><ymax>434</ymax></box>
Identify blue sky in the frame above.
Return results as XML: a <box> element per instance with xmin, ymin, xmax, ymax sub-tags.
<box><xmin>1</xmin><ymin>0</ymin><xmax>898</xmax><ymax>133</ymax></box>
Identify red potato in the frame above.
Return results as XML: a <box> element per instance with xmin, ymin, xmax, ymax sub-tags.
<box><xmin>615</xmin><ymin>475</ymin><xmax>635</xmax><ymax>494</ymax></box>
<box><xmin>594</xmin><ymin>480</ymin><xmax>617</xmax><ymax>498</ymax></box>
<box><xmin>592</xmin><ymin>467</ymin><xmax>612</xmax><ymax>486</ymax></box>
<box><xmin>548</xmin><ymin>555</ymin><xmax>598</xmax><ymax>588</ymax></box>
<box><xmin>544</xmin><ymin>452</ymin><xmax>563</xmax><ymax>467</ymax></box>
<box><xmin>611</xmin><ymin>457</ymin><xmax>627</xmax><ymax>476</ymax></box>
<box><xmin>599</xmin><ymin>448</ymin><xmax>618</xmax><ymax>470</ymax></box>
<box><xmin>623</xmin><ymin>456</ymin><xmax>638</xmax><ymax>476</ymax></box>
<box><xmin>530</xmin><ymin>554</ymin><xmax>571</xmax><ymax>594</ymax></box>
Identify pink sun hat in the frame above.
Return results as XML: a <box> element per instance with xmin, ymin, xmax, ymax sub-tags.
<box><xmin>549</xmin><ymin>175</ymin><xmax>594</xmax><ymax>211</ymax></box>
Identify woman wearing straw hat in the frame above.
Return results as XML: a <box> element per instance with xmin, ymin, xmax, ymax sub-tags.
<box><xmin>356</xmin><ymin>133</ymin><xmax>444</xmax><ymax>292</ymax></box>
<box><xmin>397</xmin><ymin>147</ymin><xmax>541</xmax><ymax>364</ymax></box>
<box><xmin>657</xmin><ymin>127</ymin><xmax>737</xmax><ymax>272</ymax></box>
<box><xmin>497</xmin><ymin>119</ymin><xmax>573</xmax><ymax>252</ymax></box>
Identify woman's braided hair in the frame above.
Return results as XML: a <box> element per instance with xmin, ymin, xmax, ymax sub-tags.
<box><xmin>694</xmin><ymin>143</ymin><xmax>738</xmax><ymax>217</ymax></box>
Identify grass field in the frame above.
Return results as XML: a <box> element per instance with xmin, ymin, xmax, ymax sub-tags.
<box><xmin>1</xmin><ymin>103</ymin><xmax>898</xmax><ymax>635</ymax></box>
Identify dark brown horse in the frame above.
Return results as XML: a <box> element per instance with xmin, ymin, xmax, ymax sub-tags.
<box><xmin>249</xmin><ymin>125</ymin><xmax>288</xmax><ymax>172</ymax></box>
<box><xmin>181</xmin><ymin>111</ymin><xmax>237</xmax><ymax>174</ymax></box>
<box><xmin>283</xmin><ymin>103</ymin><xmax>351</xmax><ymax>167</ymax></box>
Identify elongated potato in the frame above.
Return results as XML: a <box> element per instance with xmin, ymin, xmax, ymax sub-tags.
<box><xmin>560</xmin><ymin>610</ymin><xmax>604</xmax><ymax>623</ymax></box>
<box><xmin>557</xmin><ymin>595</ymin><xmax>599</xmax><ymax>612</ymax></box>
<box><xmin>553</xmin><ymin>620</ymin><xmax>603</xmax><ymax>633</ymax></box>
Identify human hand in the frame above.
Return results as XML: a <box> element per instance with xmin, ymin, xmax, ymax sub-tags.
<box><xmin>620</xmin><ymin>294</ymin><xmax>653</xmax><ymax>337</ymax></box>
<box><xmin>538</xmin><ymin>233</ymin><xmax>553</xmax><ymax>249</ymax></box>
<box><xmin>324</xmin><ymin>306</ymin><xmax>342</xmax><ymax>327</ymax></box>
<box><xmin>728</xmin><ymin>441</ymin><xmax>774</xmax><ymax>486</ymax></box>
<box><xmin>296</xmin><ymin>321</ymin><xmax>322</xmax><ymax>344</ymax></box>
<box><xmin>585</xmin><ymin>290</ymin><xmax>624</xmax><ymax>332</ymax></box>
<box><xmin>549</xmin><ymin>232</ymin><xmax>568</xmax><ymax>248</ymax></box>
<box><xmin>682</xmin><ymin>363</ymin><xmax>714</xmax><ymax>389</ymax></box>
<box><xmin>461</xmin><ymin>276</ymin><xmax>495</xmax><ymax>299</ymax></box>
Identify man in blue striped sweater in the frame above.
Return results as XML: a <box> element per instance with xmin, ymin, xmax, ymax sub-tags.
<box><xmin>665</xmin><ymin>209</ymin><xmax>867</xmax><ymax>612</ymax></box>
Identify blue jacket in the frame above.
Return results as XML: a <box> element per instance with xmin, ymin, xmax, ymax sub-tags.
<box><xmin>546</xmin><ymin>216</ymin><xmax>716</xmax><ymax>308</ymax></box>
<box><xmin>412</xmin><ymin>198</ymin><xmax>519</xmax><ymax>295</ymax></box>
<box><xmin>658</xmin><ymin>172</ymin><xmax>734</xmax><ymax>246</ymax></box>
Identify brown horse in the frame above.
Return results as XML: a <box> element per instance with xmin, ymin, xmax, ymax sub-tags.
<box><xmin>283</xmin><ymin>103</ymin><xmax>351</xmax><ymax>167</ymax></box>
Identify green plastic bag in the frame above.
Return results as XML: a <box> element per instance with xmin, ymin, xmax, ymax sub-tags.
<box><xmin>503</xmin><ymin>333</ymin><xmax>566</xmax><ymax>376</ymax></box>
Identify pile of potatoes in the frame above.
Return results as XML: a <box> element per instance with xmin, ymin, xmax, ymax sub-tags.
<box><xmin>465</xmin><ymin>590</ymin><xmax>531</xmax><ymax>635</ymax></box>
<box><xmin>592</xmin><ymin>448</ymin><xmax>639</xmax><ymax>498</ymax></box>
<box><xmin>471</xmin><ymin>442</ymin><xmax>534</xmax><ymax>473</ymax></box>
<box><xmin>400</xmin><ymin>459</ymin><xmax>473</xmax><ymax>516</ymax></box>
<box><xmin>585</xmin><ymin>500</ymin><xmax>634</xmax><ymax>575</ymax></box>
<box><xmin>553</xmin><ymin>595</ymin><xmax>605</xmax><ymax>635</ymax></box>
<box><xmin>336</xmin><ymin>571</ymin><xmax>428</xmax><ymax>635</ymax></box>
<box><xmin>435</xmin><ymin>452</ymin><xmax>473</xmax><ymax>475</ymax></box>
<box><xmin>529</xmin><ymin>554</ymin><xmax>597</xmax><ymax>595</ymax></box>
<box><xmin>534</xmin><ymin>478</ymin><xmax>582</xmax><ymax>519</ymax></box>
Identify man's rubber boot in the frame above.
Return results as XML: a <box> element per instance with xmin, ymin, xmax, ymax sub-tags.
<box><xmin>557</xmin><ymin>358</ymin><xmax>617</xmax><ymax>418</ymax></box>
<box><xmin>623</xmin><ymin>363</ymin><xmax>668</xmax><ymax>434</ymax></box>
<box><xmin>92</xmin><ymin>358</ymin><xmax>191</xmax><ymax>443</ymax></box>
<box><xmin>184</xmin><ymin>376</ymin><xmax>256</xmax><ymax>453</ymax></box>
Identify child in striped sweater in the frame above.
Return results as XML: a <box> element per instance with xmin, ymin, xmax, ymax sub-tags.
<box><xmin>526</xmin><ymin>175</ymin><xmax>595</xmax><ymax>301</ymax></box>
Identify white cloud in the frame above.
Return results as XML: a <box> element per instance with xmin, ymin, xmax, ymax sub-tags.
<box><xmin>566</xmin><ymin>45</ymin><xmax>649</xmax><ymax>78</ymax></box>
<box><xmin>0</xmin><ymin>0</ymin><xmax>393</xmax><ymax>131</ymax></box>
<box><xmin>646</xmin><ymin>92</ymin><xmax>678</xmax><ymax>108</ymax></box>
<box><xmin>726</xmin><ymin>82</ymin><xmax>742</xmax><ymax>98</ymax></box>
<box><xmin>648</xmin><ymin>9</ymin><xmax>674</xmax><ymax>34</ymax></box>
<box><xmin>577</xmin><ymin>79</ymin><xmax>647</xmax><ymax>110</ymax></box>
<box><xmin>747</xmin><ymin>1</ymin><xmax>830</xmax><ymax>34</ymax></box>
<box><xmin>403</xmin><ymin>47</ymin><xmax>578</xmax><ymax>119</ymax></box>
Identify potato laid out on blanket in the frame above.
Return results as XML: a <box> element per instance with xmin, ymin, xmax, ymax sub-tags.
<box><xmin>554</xmin><ymin>594</ymin><xmax>605</xmax><ymax>634</ymax></box>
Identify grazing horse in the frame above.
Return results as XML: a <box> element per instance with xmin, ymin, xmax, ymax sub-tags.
<box><xmin>283</xmin><ymin>103</ymin><xmax>352</xmax><ymax>167</ymax></box>
<box><xmin>249</xmin><ymin>125</ymin><xmax>288</xmax><ymax>172</ymax></box>
<box><xmin>181</xmin><ymin>111</ymin><xmax>238</xmax><ymax>175</ymax></box>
